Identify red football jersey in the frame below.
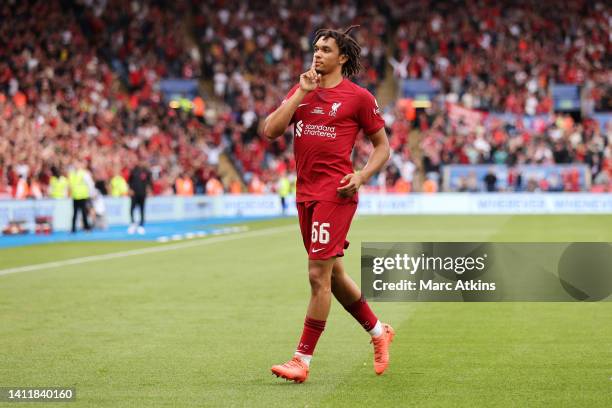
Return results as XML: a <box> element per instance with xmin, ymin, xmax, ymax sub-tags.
<box><xmin>282</xmin><ymin>78</ymin><xmax>385</xmax><ymax>203</ymax></box>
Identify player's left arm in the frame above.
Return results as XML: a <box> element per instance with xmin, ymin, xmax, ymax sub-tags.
<box><xmin>337</xmin><ymin>127</ymin><xmax>390</xmax><ymax>197</ymax></box>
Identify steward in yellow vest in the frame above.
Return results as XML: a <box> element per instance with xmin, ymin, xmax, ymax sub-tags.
<box><xmin>68</xmin><ymin>169</ymin><xmax>90</xmax><ymax>200</ymax></box>
<box><xmin>49</xmin><ymin>166</ymin><xmax>68</xmax><ymax>199</ymax></box>
<box><xmin>110</xmin><ymin>174</ymin><xmax>128</xmax><ymax>197</ymax></box>
<box><xmin>49</xmin><ymin>176</ymin><xmax>68</xmax><ymax>198</ymax></box>
<box><xmin>68</xmin><ymin>163</ymin><xmax>91</xmax><ymax>232</ymax></box>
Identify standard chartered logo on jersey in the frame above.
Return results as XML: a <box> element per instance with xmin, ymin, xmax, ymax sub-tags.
<box><xmin>295</xmin><ymin>120</ymin><xmax>337</xmax><ymax>139</ymax></box>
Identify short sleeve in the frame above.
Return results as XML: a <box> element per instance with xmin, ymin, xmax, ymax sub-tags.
<box><xmin>357</xmin><ymin>90</ymin><xmax>385</xmax><ymax>135</ymax></box>
<box><xmin>282</xmin><ymin>84</ymin><xmax>299</xmax><ymax>105</ymax></box>
<box><xmin>281</xmin><ymin>84</ymin><xmax>300</xmax><ymax>124</ymax></box>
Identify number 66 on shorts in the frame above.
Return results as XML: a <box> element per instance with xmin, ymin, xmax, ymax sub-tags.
<box><xmin>311</xmin><ymin>222</ymin><xmax>330</xmax><ymax>244</ymax></box>
<box><xmin>297</xmin><ymin>201</ymin><xmax>358</xmax><ymax>260</ymax></box>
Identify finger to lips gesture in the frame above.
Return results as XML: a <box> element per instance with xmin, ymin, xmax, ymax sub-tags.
<box><xmin>299</xmin><ymin>59</ymin><xmax>321</xmax><ymax>92</ymax></box>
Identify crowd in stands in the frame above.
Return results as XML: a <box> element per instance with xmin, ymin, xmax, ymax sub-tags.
<box><xmin>386</xmin><ymin>0</ymin><xmax>611</xmax><ymax>192</ymax></box>
<box><xmin>417</xmin><ymin>103</ymin><xmax>611</xmax><ymax>192</ymax></box>
<box><xmin>191</xmin><ymin>0</ymin><xmax>392</xmax><ymax>191</ymax></box>
<box><xmin>389</xmin><ymin>0</ymin><xmax>610</xmax><ymax>114</ymax></box>
<box><xmin>0</xmin><ymin>0</ymin><xmax>610</xmax><ymax>199</ymax></box>
<box><xmin>207</xmin><ymin>0</ymin><xmax>610</xmax><ymax>193</ymax></box>
<box><xmin>0</xmin><ymin>0</ymin><xmax>220</xmax><ymax>200</ymax></box>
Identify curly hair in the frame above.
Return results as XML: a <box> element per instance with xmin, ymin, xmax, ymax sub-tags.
<box><xmin>313</xmin><ymin>25</ymin><xmax>362</xmax><ymax>78</ymax></box>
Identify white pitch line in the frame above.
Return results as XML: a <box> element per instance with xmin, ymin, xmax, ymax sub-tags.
<box><xmin>0</xmin><ymin>224</ymin><xmax>296</xmax><ymax>277</ymax></box>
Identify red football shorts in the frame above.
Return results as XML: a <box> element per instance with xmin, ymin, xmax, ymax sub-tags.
<box><xmin>297</xmin><ymin>200</ymin><xmax>358</xmax><ymax>260</ymax></box>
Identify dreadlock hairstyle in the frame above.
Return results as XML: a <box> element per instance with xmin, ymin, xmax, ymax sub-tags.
<box><xmin>313</xmin><ymin>25</ymin><xmax>362</xmax><ymax>78</ymax></box>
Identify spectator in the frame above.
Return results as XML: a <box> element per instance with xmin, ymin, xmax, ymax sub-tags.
<box><xmin>128</xmin><ymin>158</ymin><xmax>152</xmax><ymax>235</ymax></box>
<box><xmin>68</xmin><ymin>160</ymin><xmax>92</xmax><ymax>233</ymax></box>
<box><xmin>175</xmin><ymin>173</ymin><xmax>195</xmax><ymax>196</ymax></box>
<box><xmin>278</xmin><ymin>173</ymin><xmax>291</xmax><ymax>215</ymax></box>
<box><xmin>205</xmin><ymin>176</ymin><xmax>224</xmax><ymax>196</ymax></box>
<box><xmin>110</xmin><ymin>168</ymin><xmax>129</xmax><ymax>197</ymax></box>
<box><xmin>484</xmin><ymin>168</ymin><xmax>498</xmax><ymax>192</ymax></box>
<box><xmin>49</xmin><ymin>166</ymin><xmax>68</xmax><ymax>199</ymax></box>
<box><xmin>229</xmin><ymin>178</ymin><xmax>243</xmax><ymax>195</ymax></box>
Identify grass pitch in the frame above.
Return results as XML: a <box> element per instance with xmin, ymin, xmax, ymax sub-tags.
<box><xmin>0</xmin><ymin>215</ymin><xmax>611</xmax><ymax>407</ymax></box>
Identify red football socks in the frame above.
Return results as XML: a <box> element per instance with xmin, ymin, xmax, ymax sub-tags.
<box><xmin>296</xmin><ymin>316</ymin><xmax>326</xmax><ymax>356</ymax></box>
<box><xmin>344</xmin><ymin>296</ymin><xmax>379</xmax><ymax>332</ymax></box>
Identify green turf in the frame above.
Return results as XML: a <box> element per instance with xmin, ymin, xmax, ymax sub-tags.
<box><xmin>0</xmin><ymin>215</ymin><xmax>610</xmax><ymax>407</ymax></box>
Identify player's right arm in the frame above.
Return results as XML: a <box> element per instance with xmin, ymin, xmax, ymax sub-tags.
<box><xmin>263</xmin><ymin>62</ymin><xmax>320</xmax><ymax>140</ymax></box>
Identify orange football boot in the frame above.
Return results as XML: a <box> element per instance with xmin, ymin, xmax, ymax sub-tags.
<box><xmin>371</xmin><ymin>323</ymin><xmax>395</xmax><ymax>375</ymax></box>
<box><xmin>271</xmin><ymin>356</ymin><xmax>309</xmax><ymax>383</ymax></box>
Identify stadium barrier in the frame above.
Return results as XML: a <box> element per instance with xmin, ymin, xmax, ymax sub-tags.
<box><xmin>1</xmin><ymin>193</ymin><xmax>611</xmax><ymax>232</ymax></box>
<box><xmin>442</xmin><ymin>164</ymin><xmax>590</xmax><ymax>191</ymax></box>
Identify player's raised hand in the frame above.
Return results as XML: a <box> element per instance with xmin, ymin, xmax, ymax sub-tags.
<box><xmin>337</xmin><ymin>173</ymin><xmax>364</xmax><ymax>198</ymax></box>
<box><xmin>299</xmin><ymin>59</ymin><xmax>321</xmax><ymax>92</ymax></box>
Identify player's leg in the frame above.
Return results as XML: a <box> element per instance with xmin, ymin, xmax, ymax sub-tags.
<box><xmin>331</xmin><ymin>258</ymin><xmax>387</xmax><ymax>337</ymax></box>
<box><xmin>329</xmin><ymin>233</ymin><xmax>395</xmax><ymax>375</ymax></box>
<box><xmin>271</xmin><ymin>202</ymin><xmax>332</xmax><ymax>383</ymax></box>
<box><xmin>271</xmin><ymin>257</ymin><xmax>334</xmax><ymax>382</ymax></box>
<box><xmin>330</xmin><ymin>258</ymin><xmax>361</xmax><ymax>306</ymax></box>
<box><xmin>297</xmin><ymin>257</ymin><xmax>334</xmax><ymax>363</ymax></box>
<box><xmin>296</xmin><ymin>201</ymin><xmax>353</xmax><ymax>362</ymax></box>
<box><xmin>306</xmin><ymin>258</ymin><xmax>335</xmax><ymax>320</ymax></box>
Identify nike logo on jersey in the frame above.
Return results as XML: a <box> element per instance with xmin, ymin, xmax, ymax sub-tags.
<box><xmin>298</xmin><ymin>103</ymin><xmax>309</xmax><ymax>108</ymax></box>
<box><xmin>312</xmin><ymin>248</ymin><xmax>326</xmax><ymax>253</ymax></box>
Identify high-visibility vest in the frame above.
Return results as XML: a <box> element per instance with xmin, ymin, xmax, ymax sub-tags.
<box><xmin>49</xmin><ymin>176</ymin><xmax>68</xmax><ymax>199</ymax></box>
<box><xmin>110</xmin><ymin>175</ymin><xmax>128</xmax><ymax>197</ymax></box>
<box><xmin>68</xmin><ymin>169</ymin><xmax>90</xmax><ymax>200</ymax></box>
<box><xmin>278</xmin><ymin>177</ymin><xmax>291</xmax><ymax>197</ymax></box>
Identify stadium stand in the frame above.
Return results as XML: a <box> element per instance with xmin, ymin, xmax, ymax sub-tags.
<box><xmin>190</xmin><ymin>0</ymin><xmax>392</xmax><ymax>191</ymax></box>
<box><xmin>0</xmin><ymin>0</ymin><xmax>610</xmax><ymax>198</ymax></box>
<box><xmin>385</xmin><ymin>0</ymin><xmax>610</xmax><ymax>192</ymax></box>
<box><xmin>0</xmin><ymin>0</ymin><xmax>216</xmax><ymax>198</ymax></box>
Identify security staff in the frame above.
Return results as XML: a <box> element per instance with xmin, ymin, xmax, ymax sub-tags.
<box><xmin>278</xmin><ymin>173</ymin><xmax>291</xmax><ymax>215</ymax></box>
<box><xmin>68</xmin><ymin>161</ymin><xmax>92</xmax><ymax>233</ymax></box>
<box><xmin>49</xmin><ymin>166</ymin><xmax>68</xmax><ymax>199</ymax></box>
<box><xmin>110</xmin><ymin>168</ymin><xmax>128</xmax><ymax>197</ymax></box>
